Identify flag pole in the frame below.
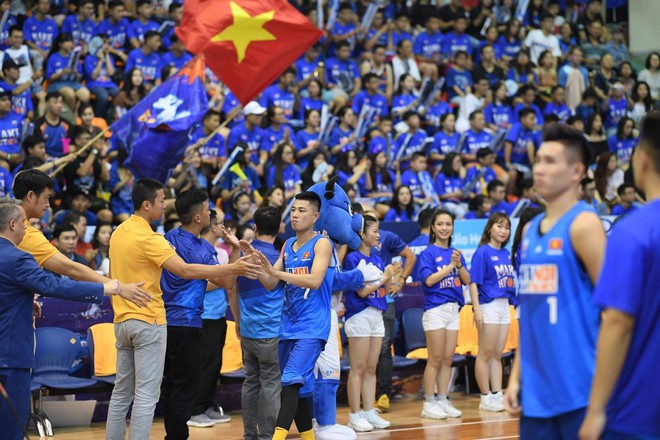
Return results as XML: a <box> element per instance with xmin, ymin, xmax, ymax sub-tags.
<box><xmin>49</xmin><ymin>126</ymin><xmax>112</xmax><ymax>177</ymax></box>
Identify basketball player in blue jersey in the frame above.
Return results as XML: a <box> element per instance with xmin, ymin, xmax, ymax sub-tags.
<box><xmin>503</xmin><ymin>124</ymin><xmax>606</xmax><ymax>439</ymax></box>
<box><xmin>254</xmin><ymin>191</ymin><xmax>336</xmax><ymax>440</ymax></box>
<box><xmin>579</xmin><ymin>112</ymin><xmax>660</xmax><ymax>440</ymax></box>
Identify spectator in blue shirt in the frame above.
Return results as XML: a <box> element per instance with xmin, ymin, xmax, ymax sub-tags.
<box><xmin>33</xmin><ymin>92</ymin><xmax>70</xmax><ymax>158</ymax></box>
<box><xmin>0</xmin><ymin>59</ymin><xmax>34</xmax><ymax>119</ymax></box>
<box><xmin>464</xmin><ymin>194</ymin><xmax>492</xmax><ymax>219</ymax></box>
<box><xmin>325</xmin><ymin>41</ymin><xmax>361</xmax><ymax>102</ymax></box>
<box><xmin>435</xmin><ymin>152</ymin><xmax>468</xmax><ymax>219</ymax></box>
<box><xmin>504</xmin><ymin>108</ymin><xmax>539</xmax><ymax>167</ymax></box>
<box><xmin>128</xmin><ymin>0</ymin><xmax>159</xmax><ymax>49</ymax></box>
<box><xmin>496</xmin><ymin>19</ymin><xmax>522</xmax><ymax>64</ymax></box>
<box><xmin>294</xmin><ymin>44</ymin><xmax>321</xmax><ymax>94</ymax></box>
<box><xmin>543</xmin><ymin>86</ymin><xmax>572</xmax><ymax>123</ymax></box>
<box><xmin>227</xmin><ymin>102</ymin><xmax>267</xmax><ymax>173</ymax></box>
<box><xmin>329</xmin><ymin>2</ymin><xmax>358</xmax><ymax>56</ymax></box>
<box><xmin>464</xmin><ymin>147</ymin><xmax>498</xmax><ymax>196</ymax></box>
<box><xmin>298</xmin><ymin>78</ymin><xmax>323</xmax><ymax>122</ymax></box>
<box><xmin>261</xmin><ymin>106</ymin><xmax>293</xmax><ymax>159</ymax></box>
<box><xmin>96</xmin><ymin>1</ymin><xmax>130</xmax><ymax>53</ymax></box>
<box><xmin>446</xmin><ymin>50</ymin><xmax>473</xmax><ymax>103</ymax></box>
<box><xmin>384</xmin><ymin>185</ymin><xmax>417</xmax><ymax>222</ymax></box>
<box><xmin>513</xmin><ymin>84</ymin><xmax>544</xmax><ymax>126</ymax></box>
<box><xmin>462</xmin><ymin>110</ymin><xmax>494</xmax><ymax>163</ymax></box>
<box><xmin>352</xmin><ymin>73</ymin><xmax>389</xmax><ymax>127</ymax></box>
<box><xmin>260</xmin><ymin>68</ymin><xmax>297</xmax><ymax>122</ymax></box>
<box><xmin>61</xmin><ymin>0</ymin><xmax>96</xmax><ymax>49</ymax></box>
<box><xmin>161</xmin><ymin>34</ymin><xmax>192</xmax><ymax>70</ymax></box>
<box><xmin>0</xmin><ymin>90</ymin><xmax>23</xmax><ymax>169</ymax></box>
<box><xmin>294</xmin><ymin>108</ymin><xmax>320</xmax><ymax>172</ymax></box>
<box><xmin>334</xmin><ymin>149</ymin><xmax>368</xmax><ymax>198</ymax></box>
<box><xmin>391</xmin><ymin>73</ymin><xmax>420</xmax><ymax>124</ymax></box>
<box><xmin>125</xmin><ymin>30</ymin><xmax>162</xmax><ymax>87</ymax></box>
<box><xmin>413</xmin><ymin>15</ymin><xmax>443</xmax><ymax>66</ymax></box>
<box><xmin>84</xmin><ymin>35</ymin><xmax>119</xmax><ymax>117</ymax></box>
<box><xmin>608</xmin><ymin>117</ymin><xmax>637</xmax><ymax>167</ymax></box>
<box><xmin>23</xmin><ymin>0</ymin><xmax>59</xmax><ymax>70</ymax></box>
<box><xmin>45</xmin><ymin>32</ymin><xmax>90</xmax><ymax>112</ymax></box>
<box><xmin>604</xmin><ymin>82</ymin><xmax>631</xmax><ymax>137</ymax></box>
<box><xmin>266</xmin><ymin>143</ymin><xmax>302</xmax><ymax>201</ymax></box>
<box><xmin>442</xmin><ymin>16</ymin><xmax>471</xmax><ymax>61</ymax></box>
<box><xmin>484</xmin><ymin>82</ymin><xmax>514</xmax><ymax>131</ymax></box>
<box><xmin>609</xmin><ymin>183</ymin><xmax>637</xmax><ymax>217</ymax></box>
<box><xmin>429</xmin><ymin>113</ymin><xmax>459</xmax><ymax>165</ymax></box>
<box><xmin>187</xmin><ymin>110</ymin><xmax>227</xmax><ymax>169</ymax></box>
<box><xmin>219</xmin><ymin>146</ymin><xmax>261</xmax><ymax>209</ymax></box>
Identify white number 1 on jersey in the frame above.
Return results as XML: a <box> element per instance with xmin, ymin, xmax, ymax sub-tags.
<box><xmin>547</xmin><ymin>296</ymin><xmax>558</xmax><ymax>324</ymax></box>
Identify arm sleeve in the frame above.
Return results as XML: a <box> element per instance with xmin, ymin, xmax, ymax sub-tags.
<box><xmin>14</xmin><ymin>252</ymin><xmax>103</xmax><ymax>303</ymax></box>
<box><xmin>144</xmin><ymin>233</ymin><xmax>177</xmax><ymax>268</ymax></box>
<box><xmin>417</xmin><ymin>250</ymin><xmax>435</xmax><ymax>285</ymax></box>
<box><xmin>332</xmin><ymin>269</ymin><xmax>365</xmax><ymax>293</ymax></box>
<box><xmin>593</xmin><ymin>226</ymin><xmax>644</xmax><ymax>317</ymax></box>
<box><xmin>469</xmin><ymin>247</ymin><xmax>485</xmax><ymax>284</ymax></box>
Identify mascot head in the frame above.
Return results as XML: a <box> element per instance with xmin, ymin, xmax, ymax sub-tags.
<box><xmin>307</xmin><ymin>177</ymin><xmax>364</xmax><ymax>249</ymax></box>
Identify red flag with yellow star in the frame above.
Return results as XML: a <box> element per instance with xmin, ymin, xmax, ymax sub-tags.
<box><xmin>176</xmin><ymin>0</ymin><xmax>324</xmax><ymax>106</ymax></box>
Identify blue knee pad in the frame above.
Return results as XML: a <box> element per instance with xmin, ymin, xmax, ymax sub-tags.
<box><xmin>313</xmin><ymin>379</ymin><xmax>339</xmax><ymax>426</ymax></box>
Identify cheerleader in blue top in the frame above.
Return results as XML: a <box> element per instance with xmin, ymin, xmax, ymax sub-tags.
<box><xmin>343</xmin><ymin>215</ymin><xmax>400</xmax><ymax>432</ymax></box>
<box><xmin>266</xmin><ymin>143</ymin><xmax>302</xmax><ymax>202</ymax></box>
<box><xmin>469</xmin><ymin>212</ymin><xmax>515</xmax><ymax>413</ymax></box>
<box><xmin>418</xmin><ymin>210</ymin><xmax>471</xmax><ymax>420</ymax></box>
<box><xmin>383</xmin><ymin>185</ymin><xmax>416</xmax><ymax>222</ymax></box>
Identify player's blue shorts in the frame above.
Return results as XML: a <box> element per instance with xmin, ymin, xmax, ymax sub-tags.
<box><xmin>520</xmin><ymin>407</ymin><xmax>586</xmax><ymax>440</ymax></box>
<box><xmin>279</xmin><ymin>338</ymin><xmax>324</xmax><ymax>397</ymax></box>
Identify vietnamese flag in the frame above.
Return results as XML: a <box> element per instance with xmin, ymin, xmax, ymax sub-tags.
<box><xmin>176</xmin><ymin>0</ymin><xmax>324</xmax><ymax>106</ymax></box>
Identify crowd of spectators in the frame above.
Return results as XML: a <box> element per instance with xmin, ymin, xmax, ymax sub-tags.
<box><xmin>0</xmin><ymin>0</ymin><xmax>650</xmax><ymax>266</ymax></box>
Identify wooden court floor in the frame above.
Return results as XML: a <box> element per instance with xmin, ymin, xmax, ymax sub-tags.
<box><xmin>49</xmin><ymin>394</ymin><xmax>519</xmax><ymax>439</ymax></box>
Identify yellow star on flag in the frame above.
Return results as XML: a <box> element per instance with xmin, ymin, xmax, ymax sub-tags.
<box><xmin>211</xmin><ymin>2</ymin><xmax>276</xmax><ymax>63</ymax></box>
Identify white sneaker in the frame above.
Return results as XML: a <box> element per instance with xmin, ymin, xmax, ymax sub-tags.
<box><xmin>421</xmin><ymin>401</ymin><xmax>447</xmax><ymax>420</ymax></box>
<box><xmin>314</xmin><ymin>422</ymin><xmax>357</xmax><ymax>440</ymax></box>
<box><xmin>348</xmin><ymin>412</ymin><xmax>373</xmax><ymax>432</ymax></box>
<box><xmin>492</xmin><ymin>391</ymin><xmax>504</xmax><ymax>404</ymax></box>
<box><xmin>363</xmin><ymin>408</ymin><xmax>391</xmax><ymax>429</ymax></box>
<box><xmin>187</xmin><ymin>414</ymin><xmax>215</xmax><ymax>427</ymax></box>
<box><xmin>436</xmin><ymin>399</ymin><xmax>462</xmax><ymax>418</ymax></box>
<box><xmin>479</xmin><ymin>394</ymin><xmax>505</xmax><ymax>412</ymax></box>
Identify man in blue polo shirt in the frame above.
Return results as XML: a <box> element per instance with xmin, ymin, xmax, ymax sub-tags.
<box><xmin>160</xmin><ymin>188</ymin><xmax>256</xmax><ymax>437</ymax></box>
<box><xmin>579</xmin><ymin>111</ymin><xmax>660</xmax><ymax>440</ymax></box>
<box><xmin>229</xmin><ymin>205</ymin><xmax>284</xmax><ymax>440</ymax></box>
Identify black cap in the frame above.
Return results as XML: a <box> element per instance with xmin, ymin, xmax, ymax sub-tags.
<box><xmin>2</xmin><ymin>58</ymin><xmax>19</xmax><ymax>72</ymax></box>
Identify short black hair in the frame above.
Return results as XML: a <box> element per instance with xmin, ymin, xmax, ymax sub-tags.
<box><xmin>362</xmin><ymin>72</ymin><xmax>379</xmax><ymax>84</ymax></box>
<box><xmin>143</xmin><ymin>30</ymin><xmax>160</xmax><ymax>41</ymax></box>
<box><xmin>22</xmin><ymin>135</ymin><xmax>45</xmax><ymax>155</ymax></box>
<box><xmin>351</xmin><ymin>202</ymin><xmax>364</xmax><ymax>214</ymax></box>
<box><xmin>335</xmin><ymin>40</ymin><xmax>351</xmax><ymax>51</ymax></box>
<box><xmin>417</xmin><ymin>207</ymin><xmax>434</xmax><ymax>229</ymax></box>
<box><xmin>175</xmin><ymin>188</ymin><xmax>208</xmax><ymax>225</ymax></box>
<box><xmin>45</xmin><ymin>91</ymin><xmax>62</xmax><ymax>102</ymax></box>
<box><xmin>63</xmin><ymin>209</ymin><xmax>84</xmax><ymax>227</ymax></box>
<box><xmin>638</xmin><ymin>110</ymin><xmax>660</xmax><ymax>173</ymax></box>
<box><xmin>487</xmin><ymin>179</ymin><xmax>505</xmax><ymax>195</ymax></box>
<box><xmin>294</xmin><ymin>191</ymin><xmax>321</xmax><ymax>212</ymax></box>
<box><xmin>132</xmin><ymin>178</ymin><xmax>164</xmax><ymax>211</ymax></box>
<box><xmin>136</xmin><ymin>0</ymin><xmax>151</xmax><ymax>8</ymax></box>
<box><xmin>469</xmin><ymin>194</ymin><xmax>489</xmax><ymax>211</ymax></box>
<box><xmin>108</xmin><ymin>0</ymin><xmax>124</xmax><ymax>9</ymax></box>
<box><xmin>13</xmin><ymin>169</ymin><xmax>55</xmax><ymax>200</ymax></box>
<box><xmin>542</xmin><ymin>123</ymin><xmax>591</xmax><ymax>168</ymax></box>
<box><xmin>581</xmin><ymin>177</ymin><xmax>594</xmax><ymax>188</ymax></box>
<box><xmin>203</xmin><ymin>109</ymin><xmax>221</xmax><ymax>122</ymax></box>
<box><xmin>53</xmin><ymin>223</ymin><xmax>77</xmax><ymax>240</ymax></box>
<box><xmin>253</xmin><ymin>206</ymin><xmax>282</xmax><ymax>237</ymax></box>
<box><xmin>617</xmin><ymin>183</ymin><xmax>635</xmax><ymax>196</ymax></box>
<box><xmin>518</xmin><ymin>108</ymin><xmax>536</xmax><ymax>120</ymax></box>
<box><xmin>469</xmin><ymin>110</ymin><xmax>483</xmax><ymax>121</ymax></box>
<box><xmin>477</xmin><ymin>147</ymin><xmax>495</xmax><ymax>160</ymax></box>
<box><xmin>8</xmin><ymin>25</ymin><xmax>22</xmax><ymax>36</ymax></box>
<box><xmin>411</xmin><ymin>151</ymin><xmax>426</xmax><ymax>161</ymax></box>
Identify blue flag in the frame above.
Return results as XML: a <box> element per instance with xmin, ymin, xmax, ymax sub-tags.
<box><xmin>111</xmin><ymin>56</ymin><xmax>208</xmax><ymax>183</ymax></box>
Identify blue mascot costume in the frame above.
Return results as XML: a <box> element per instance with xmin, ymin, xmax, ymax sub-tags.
<box><xmin>306</xmin><ymin>178</ymin><xmax>382</xmax><ymax>440</ymax></box>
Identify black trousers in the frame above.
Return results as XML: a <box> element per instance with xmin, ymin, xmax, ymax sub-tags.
<box><xmin>192</xmin><ymin>318</ymin><xmax>227</xmax><ymax>415</ymax></box>
<box><xmin>162</xmin><ymin>326</ymin><xmax>202</xmax><ymax>440</ymax></box>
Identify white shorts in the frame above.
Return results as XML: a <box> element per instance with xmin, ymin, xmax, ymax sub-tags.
<box><xmin>480</xmin><ymin>298</ymin><xmax>511</xmax><ymax>325</ymax></box>
<box><xmin>315</xmin><ymin>309</ymin><xmax>341</xmax><ymax>381</ymax></box>
<box><xmin>344</xmin><ymin>306</ymin><xmax>385</xmax><ymax>338</ymax></box>
<box><xmin>422</xmin><ymin>302</ymin><xmax>460</xmax><ymax>331</ymax></box>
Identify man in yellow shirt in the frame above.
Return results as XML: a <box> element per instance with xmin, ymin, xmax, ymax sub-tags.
<box><xmin>105</xmin><ymin>178</ymin><xmax>262</xmax><ymax>440</ymax></box>
<box><xmin>13</xmin><ymin>169</ymin><xmax>151</xmax><ymax>306</ymax></box>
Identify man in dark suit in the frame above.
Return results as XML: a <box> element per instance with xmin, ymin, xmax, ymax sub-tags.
<box><xmin>0</xmin><ymin>198</ymin><xmax>119</xmax><ymax>440</ymax></box>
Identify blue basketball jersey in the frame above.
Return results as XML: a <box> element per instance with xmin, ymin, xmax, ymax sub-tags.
<box><xmin>518</xmin><ymin>201</ymin><xmax>600</xmax><ymax>418</ymax></box>
<box><xmin>281</xmin><ymin>234</ymin><xmax>336</xmax><ymax>342</ymax></box>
